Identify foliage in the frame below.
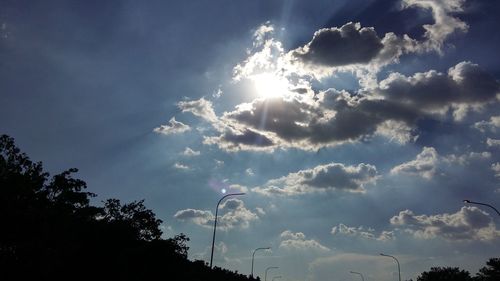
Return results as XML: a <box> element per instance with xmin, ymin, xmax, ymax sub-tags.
<box><xmin>476</xmin><ymin>258</ymin><xmax>500</xmax><ymax>281</ymax></box>
<box><xmin>0</xmin><ymin>134</ymin><xmax>255</xmax><ymax>281</ymax></box>
<box><xmin>417</xmin><ymin>267</ymin><xmax>472</xmax><ymax>281</ymax></box>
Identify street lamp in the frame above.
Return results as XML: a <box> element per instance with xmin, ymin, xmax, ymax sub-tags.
<box><xmin>463</xmin><ymin>199</ymin><xmax>500</xmax><ymax>216</ymax></box>
<box><xmin>209</xmin><ymin>192</ymin><xmax>245</xmax><ymax>268</ymax></box>
<box><xmin>264</xmin><ymin>266</ymin><xmax>279</xmax><ymax>281</ymax></box>
<box><xmin>380</xmin><ymin>253</ymin><xmax>401</xmax><ymax>281</ymax></box>
<box><xmin>272</xmin><ymin>276</ymin><xmax>282</xmax><ymax>281</ymax></box>
<box><xmin>251</xmin><ymin>247</ymin><xmax>271</xmax><ymax>277</ymax></box>
<box><xmin>350</xmin><ymin>271</ymin><xmax>365</xmax><ymax>281</ymax></box>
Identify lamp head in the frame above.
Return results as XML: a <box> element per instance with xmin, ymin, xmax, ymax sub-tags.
<box><xmin>463</xmin><ymin>199</ymin><xmax>471</xmax><ymax>203</ymax></box>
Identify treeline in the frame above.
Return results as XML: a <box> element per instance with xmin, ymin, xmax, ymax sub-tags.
<box><xmin>0</xmin><ymin>134</ymin><xmax>255</xmax><ymax>281</ymax></box>
<box><xmin>412</xmin><ymin>260</ymin><xmax>499</xmax><ymax>281</ymax></box>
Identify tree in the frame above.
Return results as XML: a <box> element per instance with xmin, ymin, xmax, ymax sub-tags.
<box><xmin>476</xmin><ymin>258</ymin><xmax>500</xmax><ymax>281</ymax></box>
<box><xmin>417</xmin><ymin>267</ymin><xmax>472</xmax><ymax>281</ymax></box>
<box><xmin>0</xmin><ymin>134</ymin><xmax>258</xmax><ymax>281</ymax></box>
<box><xmin>102</xmin><ymin>198</ymin><xmax>163</xmax><ymax>241</ymax></box>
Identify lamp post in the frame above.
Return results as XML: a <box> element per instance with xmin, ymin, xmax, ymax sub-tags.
<box><xmin>251</xmin><ymin>247</ymin><xmax>271</xmax><ymax>277</ymax></box>
<box><xmin>350</xmin><ymin>271</ymin><xmax>365</xmax><ymax>281</ymax></box>
<box><xmin>463</xmin><ymin>199</ymin><xmax>500</xmax><ymax>216</ymax></box>
<box><xmin>209</xmin><ymin>192</ymin><xmax>245</xmax><ymax>268</ymax></box>
<box><xmin>264</xmin><ymin>266</ymin><xmax>279</xmax><ymax>281</ymax></box>
<box><xmin>380</xmin><ymin>253</ymin><xmax>401</xmax><ymax>281</ymax></box>
<box><xmin>272</xmin><ymin>276</ymin><xmax>282</xmax><ymax>281</ymax></box>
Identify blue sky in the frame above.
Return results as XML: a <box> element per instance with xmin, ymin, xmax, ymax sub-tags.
<box><xmin>1</xmin><ymin>1</ymin><xmax>499</xmax><ymax>280</ymax></box>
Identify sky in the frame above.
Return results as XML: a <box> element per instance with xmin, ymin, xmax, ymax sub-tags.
<box><xmin>1</xmin><ymin>0</ymin><xmax>499</xmax><ymax>280</ymax></box>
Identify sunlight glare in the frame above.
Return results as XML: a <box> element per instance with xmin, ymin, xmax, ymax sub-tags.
<box><xmin>252</xmin><ymin>72</ymin><xmax>289</xmax><ymax>98</ymax></box>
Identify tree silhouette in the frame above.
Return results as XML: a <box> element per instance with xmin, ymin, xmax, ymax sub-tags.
<box><xmin>0</xmin><ymin>134</ymin><xmax>256</xmax><ymax>281</ymax></box>
<box><xmin>476</xmin><ymin>258</ymin><xmax>500</xmax><ymax>281</ymax></box>
<box><xmin>417</xmin><ymin>267</ymin><xmax>472</xmax><ymax>281</ymax></box>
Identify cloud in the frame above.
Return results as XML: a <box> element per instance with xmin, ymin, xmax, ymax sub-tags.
<box><xmin>173</xmin><ymin>209</ymin><xmax>213</xmax><ymax>226</ymax></box>
<box><xmin>228</xmin><ymin>184</ymin><xmax>248</xmax><ymax>193</ymax></box>
<box><xmin>174</xmin><ymin>199</ymin><xmax>259</xmax><ymax>231</ymax></box>
<box><xmin>178</xmin><ymin>97</ymin><xmax>218</xmax><ymax>123</ymax></box>
<box><xmin>292</xmin><ymin>22</ymin><xmax>384</xmax><ymax>67</ymax></box>
<box><xmin>486</xmin><ymin>138</ymin><xmax>500</xmax><ymax>147</ymax></box>
<box><xmin>173</xmin><ymin>162</ymin><xmax>190</xmax><ymax>170</ymax></box>
<box><xmin>287</xmin><ymin>0</ymin><xmax>468</xmax><ymax>80</ymax></box>
<box><xmin>331</xmin><ymin>223</ymin><xmax>395</xmax><ymax>241</ymax></box>
<box><xmin>391</xmin><ymin>146</ymin><xmax>491</xmax><ymax>179</ymax></box>
<box><xmin>402</xmin><ymin>0</ymin><xmax>468</xmax><ymax>53</ymax></box>
<box><xmin>279</xmin><ymin>230</ymin><xmax>330</xmax><ymax>252</ymax></box>
<box><xmin>182</xmin><ymin>147</ymin><xmax>201</xmax><ymax>156</ymax></box>
<box><xmin>474</xmin><ymin>116</ymin><xmax>500</xmax><ymax>132</ymax></box>
<box><xmin>390</xmin><ymin>207</ymin><xmax>500</xmax><ymax>241</ymax></box>
<box><xmin>492</xmin><ymin>163</ymin><xmax>500</xmax><ymax>177</ymax></box>
<box><xmin>192</xmin><ymin>242</ymin><xmax>230</xmax><ymax>264</ymax></box>
<box><xmin>391</xmin><ymin>147</ymin><xmax>439</xmax><ymax>179</ymax></box>
<box><xmin>205</xmin><ymin>62</ymin><xmax>499</xmax><ymax>152</ymax></box>
<box><xmin>374</xmin><ymin>61</ymin><xmax>499</xmax><ymax>121</ymax></box>
<box><xmin>253</xmin><ymin>162</ymin><xmax>378</xmax><ymax>196</ymax></box>
<box><xmin>204</xmin><ymin>128</ymin><xmax>276</xmax><ymax>152</ymax></box>
<box><xmin>153</xmin><ymin>117</ymin><xmax>190</xmax><ymax>135</ymax></box>
<box><xmin>214</xmin><ymin>159</ymin><xmax>224</xmax><ymax>167</ymax></box>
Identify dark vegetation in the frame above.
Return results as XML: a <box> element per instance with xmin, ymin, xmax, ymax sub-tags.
<box><xmin>411</xmin><ymin>259</ymin><xmax>500</xmax><ymax>281</ymax></box>
<box><xmin>0</xmin><ymin>134</ymin><xmax>254</xmax><ymax>281</ymax></box>
<box><xmin>0</xmin><ymin>134</ymin><xmax>498</xmax><ymax>281</ymax></box>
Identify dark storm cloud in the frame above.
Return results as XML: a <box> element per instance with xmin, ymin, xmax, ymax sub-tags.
<box><xmin>292</xmin><ymin>22</ymin><xmax>384</xmax><ymax>67</ymax></box>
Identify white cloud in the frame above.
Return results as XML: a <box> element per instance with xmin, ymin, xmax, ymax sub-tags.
<box><xmin>178</xmin><ymin>97</ymin><xmax>218</xmax><ymax>123</ymax></box>
<box><xmin>402</xmin><ymin>0</ymin><xmax>468</xmax><ymax>53</ymax></box>
<box><xmin>174</xmin><ymin>199</ymin><xmax>259</xmax><ymax>231</ymax></box>
<box><xmin>279</xmin><ymin>230</ymin><xmax>330</xmax><ymax>252</ymax></box>
<box><xmin>245</xmin><ymin>168</ymin><xmax>254</xmax><ymax>176</ymax></box>
<box><xmin>228</xmin><ymin>184</ymin><xmax>248</xmax><ymax>193</ymax></box>
<box><xmin>182</xmin><ymin>147</ymin><xmax>200</xmax><ymax>156</ymax></box>
<box><xmin>173</xmin><ymin>208</ymin><xmax>213</xmax><ymax>226</ymax></box>
<box><xmin>474</xmin><ymin>116</ymin><xmax>500</xmax><ymax>133</ymax></box>
<box><xmin>153</xmin><ymin>117</ymin><xmax>190</xmax><ymax>135</ymax></box>
<box><xmin>331</xmin><ymin>223</ymin><xmax>394</xmax><ymax>241</ymax></box>
<box><xmin>391</xmin><ymin>147</ymin><xmax>491</xmax><ymax>179</ymax></box>
<box><xmin>486</xmin><ymin>138</ymin><xmax>500</xmax><ymax>147</ymax></box>
<box><xmin>173</xmin><ymin>162</ymin><xmax>190</xmax><ymax>170</ymax></box>
<box><xmin>390</xmin><ymin>207</ymin><xmax>500</xmax><ymax>241</ymax></box>
<box><xmin>253</xmin><ymin>162</ymin><xmax>378</xmax><ymax>196</ymax></box>
<box><xmin>214</xmin><ymin>159</ymin><xmax>224</xmax><ymax>167</ymax></box>
<box><xmin>391</xmin><ymin>147</ymin><xmax>439</xmax><ymax>179</ymax></box>
<box><xmin>492</xmin><ymin>162</ymin><xmax>500</xmax><ymax>177</ymax></box>
<box><xmin>192</xmin><ymin>242</ymin><xmax>230</xmax><ymax>264</ymax></box>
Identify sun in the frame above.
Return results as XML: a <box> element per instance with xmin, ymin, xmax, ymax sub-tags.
<box><xmin>251</xmin><ymin>72</ymin><xmax>290</xmax><ymax>98</ymax></box>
